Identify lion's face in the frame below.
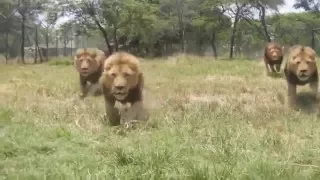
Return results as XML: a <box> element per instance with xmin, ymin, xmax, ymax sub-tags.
<box><xmin>288</xmin><ymin>46</ymin><xmax>317</xmax><ymax>81</ymax></box>
<box><xmin>103</xmin><ymin>53</ymin><xmax>141</xmax><ymax>100</ymax></box>
<box><xmin>267</xmin><ymin>46</ymin><xmax>282</xmax><ymax>61</ymax></box>
<box><xmin>74</xmin><ymin>49</ymin><xmax>100</xmax><ymax>77</ymax></box>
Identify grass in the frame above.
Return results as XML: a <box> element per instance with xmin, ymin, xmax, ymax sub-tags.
<box><xmin>1</xmin><ymin>55</ymin><xmax>320</xmax><ymax>179</ymax></box>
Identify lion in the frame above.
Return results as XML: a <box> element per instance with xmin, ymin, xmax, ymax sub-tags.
<box><xmin>284</xmin><ymin>45</ymin><xmax>319</xmax><ymax>108</ymax></box>
<box><xmin>74</xmin><ymin>48</ymin><xmax>108</xmax><ymax>98</ymax></box>
<box><xmin>264</xmin><ymin>42</ymin><xmax>284</xmax><ymax>73</ymax></box>
<box><xmin>101</xmin><ymin>51</ymin><xmax>149</xmax><ymax>126</ymax></box>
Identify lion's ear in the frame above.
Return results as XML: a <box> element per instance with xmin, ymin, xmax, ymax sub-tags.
<box><xmin>91</xmin><ymin>53</ymin><xmax>97</xmax><ymax>59</ymax></box>
<box><xmin>75</xmin><ymin>54</ymin><xmax>82</xmax><ymax>59</ymax></box>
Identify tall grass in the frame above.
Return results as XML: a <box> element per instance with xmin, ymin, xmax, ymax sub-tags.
<box><xmin>1</xmin><ymin>55</ymin><xmax>320</xmax><ymax>179</ymax></box>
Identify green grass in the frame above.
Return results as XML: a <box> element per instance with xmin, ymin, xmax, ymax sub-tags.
<box><xmin>1</xmin><ymin>55</ymin><xmax>320</xmax><ymax>179</ymax></box>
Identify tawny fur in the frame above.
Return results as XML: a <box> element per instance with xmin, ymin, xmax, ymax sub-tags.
<box><xmin>284</xmin><ymin>45</ymin><xmax>319</xmax><ymax>108</ymax></box>
<box><xmin>74</xmin><ymin>48</ymin><xmax>107</xmax><ymax>98</ymax></box>
<box><xmin>101</xmin><ymin>51</ymin><xmax>148</xmax><ymax>126</ymax></box>
<box><xmin>264</xmin><ymin>42</ymin><xmax>284</xmax><ymax>73</ymax></box>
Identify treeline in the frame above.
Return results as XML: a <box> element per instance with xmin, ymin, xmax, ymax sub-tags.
<box><xmin>0</xmin><ymin>0</ymin><xmax>319</xmax><ymax>62</ymax></box>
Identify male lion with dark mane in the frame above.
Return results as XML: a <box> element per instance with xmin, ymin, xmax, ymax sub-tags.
<box><xmin>284</xmin><ymin>45</ymin><xmax>319</xmax><ymax>108</ymax></box>
<box><xmin>101</xmin><ymin>51</ymin><xmax>148</xmax><ymax>126</ymax></box>
<box><xmin>264</xmin><ymin>42</ymin><xmax>284</xmax><ymax>73</ymax></box>
<box><xmin>74</xmin><ymin>48</ymin><xmax>107</xmax><ymax>98</ymax></box>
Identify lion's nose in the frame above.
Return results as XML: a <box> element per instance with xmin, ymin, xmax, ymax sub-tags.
<box><xmin>115</xmin><ymin>85</ymin><xmax>125</xmax><ymax>90</ymax></box>
<box><xmin>300</xmin><ymin>69</ymin><xmax>307</xmax><ymax>73</ymax></box>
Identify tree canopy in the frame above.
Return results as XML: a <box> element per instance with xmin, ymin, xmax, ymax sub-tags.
<box><xmin>0</xmin><ymin>0</ymin><xmax>319</xmax><ymax>62</ymax></box>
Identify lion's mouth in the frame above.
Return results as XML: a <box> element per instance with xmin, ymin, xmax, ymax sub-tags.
<box><xmin>270</xmin><ymin>56</ymin><xmax>280</xmax><ymax>61</ymax></box>
<box><xmin>81</xmin><ymin>70</ymin><xmax>90</xmax><ymax>76</ymax></box>
<box><xmin>113</xmin><ymin>92</ymin><xmax>128</xmax><ymax>99</ymax></box>
<box><xmin>298</xmin><ymin>74</ymin><xmax>309</xmax><ymax>81</ymax></box>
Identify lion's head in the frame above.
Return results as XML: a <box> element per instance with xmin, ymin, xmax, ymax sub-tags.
<box><xmin>102</xmin><ymin>52</ymin><xmax>143</xmax><ymax>101</ymax></box>
<box><xmin>265</xmin><ymin>42</ymin><xmax>283</xmax><ymax>61</ymax></box>
<box><xmin>287</xmin><ymin>45</ymin><xmax>317</xmax><ymax>81</ymax></box>
<box><xmin>74</xmin><ymin>48</ymin><xmax>105</xmax><ymax>77</ymax></box>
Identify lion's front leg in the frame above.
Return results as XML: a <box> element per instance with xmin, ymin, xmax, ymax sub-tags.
<box><xmin>115</xmin><ymin>101</ymin><xmax>149</xmax><ymax>128</ymax></box>
<box><xmin>114</xmin><ymin>101</ymin><xmax>136</xmax><ymax>125</ymax></box>
<box><xmin>275</xmin><ymin>63</ymin><xmax>281</xmax><ymax>72</ymax></box>
<box><xmin>134</xmin><ymin>101</ymin><xmax>149</xmax><ymax>122</ymax></box>
<box><xmin>270</xmin><ymin>64</ymin><xmax>277</xmax><ymax>73</ymax></box>
<box><xmin>310</xmin><ymin>81</ymin><xmax>319</xmax><ymax>101</ymax></box>
<box><xmin>105</xmin><ymin>100</ymin><xmax>121</xmax><ymax>126</ymax></box>
<box><xmin>79</xmin><ymin>76</ymin><xmax>90</xmax><ymax>99</ymax></box>
<box><xmin>288</xmin><ymin>83</ymin><xmax>297</xmax><ymax>109</ymax></box>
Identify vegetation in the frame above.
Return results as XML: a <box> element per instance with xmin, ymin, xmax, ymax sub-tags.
<box><xmin>0</xmin><ymin>0</ymin><xmax>319</xmax><ymax>62</ymax></box>
<box><xmin>2</xmin><ymin>56</ymin><xmax>320</xmax><ymax>179</ymax></box>
<box><xmin>1</xmin><ymin>0</ymin><xmax>320</xmax><ymax>178</ymax></box>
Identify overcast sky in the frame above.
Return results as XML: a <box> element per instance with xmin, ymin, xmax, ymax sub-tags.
<box><xmin>279</xmin><ymin>0</ymin><xmax>303</xmax><ymax>13</ymax></box>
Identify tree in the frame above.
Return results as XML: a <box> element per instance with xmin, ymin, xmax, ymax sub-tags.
<box><xmin>62</xmin><ymin>0</ymin><xmax>113</xmax><ymax>53</ymax></box>
<box><xmin>59</xmin><ymin>23</ymin><xmax>73</xmax><ymax>56</ymax></box>
<box><xmin>223</xmin><ymin>0</ymin><xmax>251</xmax><ymax>59</ymax></box>
<box><xmin>16</xmin><ymin>0</ymin><xmax>43</xmax><ymax>63</ymax></box>
<box><xmin>0</xmin><ymin>0</ymin><xmax>18</xmax><ymax>63</ymax></box>
<box><xmin>294</xmin><ymin>0</ymin><xmax>319</xmax><ymax>12</ymax></box>
<box><xmin>247</xmin><ymin>0</ymin><xmax>284</xmax><ymax>42</ymax></box>
<box><xmin>269</xmin><ymin>12</ymin><xmax>320</xmax><ymax>50</ymax></box>
<box><xmin>35</xmin><ymin>0</ymin><xmax>63</xmax><ymax>61</ymax></box>
<box><xmin>191</xmin><ymin>0</ymin><xmax>231</xmax><ymax>57</ymax></box>
<box><xmin>160</xmin><ymin>0</ymin><xmax>195</xmax><ymax>53</ymax></box>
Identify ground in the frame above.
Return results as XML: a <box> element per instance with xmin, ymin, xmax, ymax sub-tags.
<box><xmin>1</xmin><ymin>55</ymin><xmax>320</xmax><ymax>179</ymax></box>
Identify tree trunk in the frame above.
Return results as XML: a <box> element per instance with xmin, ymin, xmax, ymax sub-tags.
<box><xmin>211</xmin><ymin>31</ymin><xmax>218</xmax><ymax>58</ymax></box>
<box><xmin>64</xmin><ymin>38</ymin><xmax>67</xmax><ymax>56</ymax></box>
<box><xmin>259</xmin><ymin>4</ymin><xmax>271</xmax><ymax>42</ymax></box>
<box><xmin>20</xmin><ymin>14</ymin><xmax>25</xmax><ymax>64</ymax></box>
<box><xmin>34</xmin><ymin>26</ymin><xmax>38</xmax><ymax>64</ymax></box>
<box><xmin>38</xmin><ymin>47</ymin><xmax>43</xmax><ymax>62</ymax></box>
<box><xmin>70</xmin><ymin>38</ymin><xmax>73</xmax><ymax>56</ymax></box>
<box><xmin>113</xmin><ymin>25</ymin><xmax>119</xmax><ymax>52</ymax></box>
<box><xmin>229</xmin><ymin>17</ymin><xmax>239</xmax><ymax>59</ymax></box>
<box><xmin>45</xmin><ymin>27</ymin><xmax>49</xmax><ymax>62</ymax></box>
<box><xmin>82</xmin><ymin>36</ymin><xmax>85</xmax><ymax>48</ymax></box>
<box><xmin>56</xmin><ymin>30</ymin><xmax>59</xmax><ymax>57</ymax></box>
<box><xmin>5</xmin><ymin>30</ymin><xmax>9</xmax><ymax>64</ymax></box>
<box><xmin>179</xmin><ymin>28</ymin><xmax>185</xmax><ymax>53</ymax></box>
<box><xmin>93</xmin><ymin>19</ymin><xmax>113</xmax><ymax>53</ymax></box>
<box><xmin>75</xmin><ymin>35</ymin><xmax>79</xmax><ymax>49</ymax></box>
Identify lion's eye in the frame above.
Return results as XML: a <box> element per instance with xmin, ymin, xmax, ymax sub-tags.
<box><xmin>296</xmin><ymin>61</ymin><xmax>301</xmax><ymax>64</ymax></box>
<box><xmin>110</xmin><ymin>73</ymin><xmax>116</xmax><ymax>77</ymax></box>
<box><xmin>123</xmin><ymin>72</ymin><xmax>129</xmax><ymax>77</ymax></box>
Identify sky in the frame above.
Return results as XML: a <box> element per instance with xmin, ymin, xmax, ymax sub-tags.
<box><xmin>279</xmin><ymin>0</ymin><xmax>304</xmax><ymax>13</ymax></box>
<box><xmin>54</xmin><ymin>0</ymin><xmax>304</xmax><ymax>27</ymax></box>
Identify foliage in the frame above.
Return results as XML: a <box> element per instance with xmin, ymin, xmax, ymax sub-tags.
<box><xmin>269</xmin><ymin>12</ymin><xmax>320</xmax><ymax>52</ymax></box>
<box><xmin>294</xmin><ymin>0</ymin><xmax>319</xmax><ymax>12</ymax></box>
<box><xmin>0</xmin><ymin>0</ymin><xmax>319</xmax><ymax>59</ymax></box>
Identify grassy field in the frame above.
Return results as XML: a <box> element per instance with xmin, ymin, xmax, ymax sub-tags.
<box><xmin>1</xmin><ymin>55</ymin><xmax>320</xmax><ymax>179</ymax></box>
